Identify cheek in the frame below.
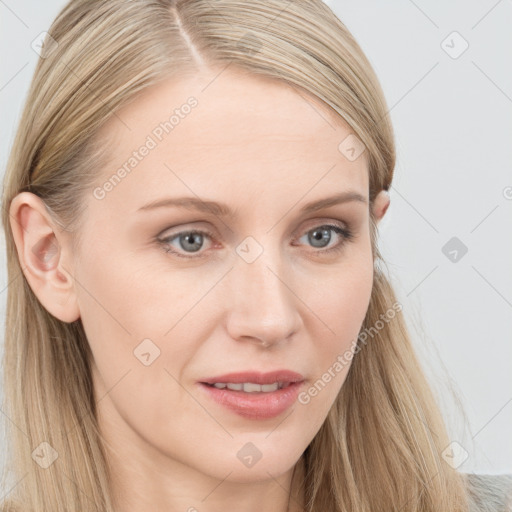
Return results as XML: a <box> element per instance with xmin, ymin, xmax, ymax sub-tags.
<box><xmin>74</xmin><ymin>243</ymin><xmax>211</xmax><ymax>413</ymax></box>
<box><xmin>76</xmin><ymin>247</ymin><xmax>200</xmax><ymax>444</ymax></box>
<box><xmin>301</xmin><ymin>256</ymin><xmax>374</xmax><ymax>406</ymax></box>
<box><xmin>308</xmin><ymin>250</ymin><xmax>374</xmax><ymax>343</ymax></box>
<box><xmin>73</xmin><ymin>245</ymin><xmax>171</xmax><ymax>390</ymax></box>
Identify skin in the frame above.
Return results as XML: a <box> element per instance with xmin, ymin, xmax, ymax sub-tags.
<box><xmin>10</xmin><ymin>66</ymin><xmax>390</xmax><ymax>512</ymax></box>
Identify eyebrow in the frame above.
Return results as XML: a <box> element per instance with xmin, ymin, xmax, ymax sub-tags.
<box><xmin>137</xmin><ymin>190</ymin><xmax>368</xmax><ymax>217</ymax></box>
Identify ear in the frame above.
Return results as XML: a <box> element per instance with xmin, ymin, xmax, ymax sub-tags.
<box><xmin>9</xmin><ymin>191</ymin><xmax>80</xmax><ymax>323</ymax></box>
<box><xmin>372</xmin><ymin>190</ymin><xmax>390</xmax><ymax>224</ymax></box>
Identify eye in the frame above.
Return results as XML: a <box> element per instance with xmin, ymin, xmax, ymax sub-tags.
<box><xmin>158</xmin><ymin>229</ymin><xmax>215</xmax><ymax>259</ymax></box>
<box><xmin>294</xmin><ymin>223</ymin><xmax>354</xmax><ymax>255</ymax></box>
<box><xmin>157</xmin><ymin>222</ymin><xmax>354</xmax><ymax>259</ymax></box>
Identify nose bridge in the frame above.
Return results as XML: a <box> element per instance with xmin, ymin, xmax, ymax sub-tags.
<box><xmin>226</xmin><ymin>238</ymin><xmax>301</xmax><ymax>343</ymax></box>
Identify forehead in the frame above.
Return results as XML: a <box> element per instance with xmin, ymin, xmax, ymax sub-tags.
<box><xmin>93</xmin><ymin>67</ymin><xmax>368</xmax><ymax>213</ymax></box>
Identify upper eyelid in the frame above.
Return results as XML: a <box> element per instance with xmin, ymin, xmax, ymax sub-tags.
<box><xmin>158</xmin><ymin>217</ymin><xmax>350</xmax><ymax>239</ymax></box>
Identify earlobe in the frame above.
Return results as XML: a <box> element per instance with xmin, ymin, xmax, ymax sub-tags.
<box><xmin>9</xmin><ymin>192</ymin><xmax>81</xmax><ymax>323</ymax></box>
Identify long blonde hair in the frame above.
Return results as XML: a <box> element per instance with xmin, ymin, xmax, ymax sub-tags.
<box><xmin>1</xmin><ymin>0</ymin><xmax>470</xmax><ymax>510</ymax></box>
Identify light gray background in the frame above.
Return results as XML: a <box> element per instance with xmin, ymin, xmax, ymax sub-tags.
<box><xmin>1</xmin><ymin>0</ymin><xmax>511</xmax><ymax>482</ymax></box>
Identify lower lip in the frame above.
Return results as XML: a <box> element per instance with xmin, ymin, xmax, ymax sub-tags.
<box><xmin>197</xmin><ymin>381</ymin><xmax>304</xmax><ymax>420</ymax></box>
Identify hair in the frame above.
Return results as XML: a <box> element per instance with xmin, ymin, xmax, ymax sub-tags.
<box><xmin>0</xmin><ymin>0</ymin><xmax>471</xmax><ymax>510</ymax></box>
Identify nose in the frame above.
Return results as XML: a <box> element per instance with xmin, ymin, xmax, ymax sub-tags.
<box><xmin>225</xmin><ymin>248</ymin><xmax>302</xmax><ymax>348</ymax></box>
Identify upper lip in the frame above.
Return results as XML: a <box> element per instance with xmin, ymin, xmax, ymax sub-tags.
<box><xmin>200</xmin><ymin>370</ymin><xmax>305</xmax><ymax>385</ymax></box>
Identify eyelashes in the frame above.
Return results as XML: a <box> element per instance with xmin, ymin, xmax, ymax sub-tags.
<box><xmin>157</xmin><ymin>222</ymin><xmax>355</xmax><ymax>260</ymax></box>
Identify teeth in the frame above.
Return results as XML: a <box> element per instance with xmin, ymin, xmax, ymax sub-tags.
<box><xmin>211</xmin><ymin>382</ymin><xmax>286</xmax><ymax>392</ymax></box>
<box><xmin>261</xmin><ymin>383</ymin><xmax>279</xmax><ymax>392</ymax></box>
<box><xmin>244</xmin><ymin>382</ymin><xmax>265</xmax><ymax>392</ymax></box>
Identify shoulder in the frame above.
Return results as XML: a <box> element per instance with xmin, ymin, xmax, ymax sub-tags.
<box><xmin>463</xmin><ymin>473</ymin><xmax>512</xmax><ymax>512</ymax></box>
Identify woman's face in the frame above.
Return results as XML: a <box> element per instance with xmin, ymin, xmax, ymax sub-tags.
<box><xmin>14</xmin><ymin>67</ymin><xmax>389</xmax><ymax>501</ymax></box>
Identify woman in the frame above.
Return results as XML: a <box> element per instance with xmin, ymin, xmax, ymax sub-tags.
<box><xmin>1</xmin><ymin>0</ymin><xmax>510</xmax><ymax>510</ymax></box>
